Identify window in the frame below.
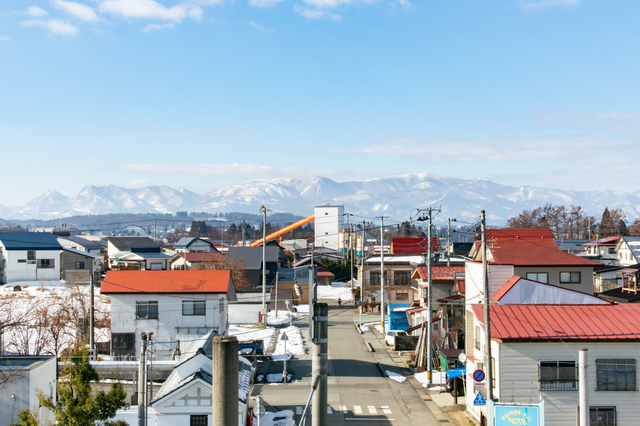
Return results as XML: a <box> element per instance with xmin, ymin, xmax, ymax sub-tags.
<box><xmin>18</xmin><ymin>259</ymin><xmax>26</xmax><ymax>263</ymax></box>
<box><xmin>27</xmin><ymin>251</ymin><xmax>35</xmax><ymax>261</ymax></box>
<box><xmin>182</xmin><ymin>300</ymin><xmax>206</xmax><ymax>316</ymax></box>
<box><xmin>37</xmin><ymin>259</ymin><xmax>54</xmax><ymax>268</ymax></box>
<box><xmin>369</xmin><ymin>270</ymin><xmax>381</xmax><ymax>286</ymax></box>
<box><xmin>560</xmin><ymin>271</ymin><xmax>581</xmax><ymax>284</ymax></box>
<box><xmin>136</xmin><ymin>301</ymin><xmax>158</xmax><ymax>319</ymax></box>
<box><xmin>394</xmin><ymin>271</ymin><xmax>412</xmax><ymax>286</ymax></box>
<box><xmin>475</xmin><ymin>326</ymin><xmax>481</xmax><ymax>350</ymax></box>
<box><xmin>526</xmin><ymin>273</ymin><xmax>548</xmax><ymax>283</ymax></box>
<box><xmin>539</xmin><ymin>361</ymin><xmax>577</xmax><ymax>391</ymax></box>
<box><xmin>190</xmin><ymin>415</ymin><xmax>208</xmax><ymax>426</ymax></box>
<box><xmin>395</xmin><ymin>290</ymin><xmax>409</xmax><ymax>300</ymax></box>
<box><xmin>75</xmin><ymin>261</ymin><xmax>85</xmax><ymax>269</ymax></box>
<box><xmin>596</xmin><ymin>359</ymin><xmax>636</xmax><ymax>391</ymax></box>
<box><xmin>590</xmin><ymin>407</ymin><xmax>616</xmax><ymax>426</ymax></box>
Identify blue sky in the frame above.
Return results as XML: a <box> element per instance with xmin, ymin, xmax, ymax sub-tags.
<box><xmin>1</xmin><ymin>0</ymin><xmax>639</xmax><ymax>206</ymax></box>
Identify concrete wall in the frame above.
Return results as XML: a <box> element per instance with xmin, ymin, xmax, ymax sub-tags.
<box><xmin>228</xmin><ymin>304</ymin><xmax>261</xmax><ymax>324</ymax></box>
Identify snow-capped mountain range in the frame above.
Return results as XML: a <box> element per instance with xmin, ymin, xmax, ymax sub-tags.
<box><xmin>3</xmin><ymin>174</ymin><xmax>640</xmax><ymax>224</ymax></box>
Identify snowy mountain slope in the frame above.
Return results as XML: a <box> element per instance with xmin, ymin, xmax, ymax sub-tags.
<box><xmin>4</xmin><ymin>175</ymin><xmax>640</xmax><ymax>223</ymax></box>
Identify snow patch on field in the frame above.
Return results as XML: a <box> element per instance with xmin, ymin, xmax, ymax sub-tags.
<box><xmin>254</xmin><ymin>409</ymin><xmax>296</xmax><ymax>426</ymax></box>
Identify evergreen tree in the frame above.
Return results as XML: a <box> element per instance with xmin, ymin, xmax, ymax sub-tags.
<box><xmin>599</xmin><ymin>208</ymin><xmax>616</xmax><ymax>237</ymax></box>
<box><xmin>36</xmin><ymin>347</ymin><xmax>128</xmax><ymax>426</ymax></box>
<box><xmin>619</xmin><ymin>220</ymin><xmax>629</xmax><ymax>236</ymax></box>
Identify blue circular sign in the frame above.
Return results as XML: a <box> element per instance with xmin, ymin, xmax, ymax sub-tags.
<box><xmin>473</xmin><ymin>369</ymin><xmax>485</xmax><ymax>382</ymax></box>
<box><xmin>357</xmin><ymin>301</ymin><xmax>364</xmax><ymax>307</ymax></box>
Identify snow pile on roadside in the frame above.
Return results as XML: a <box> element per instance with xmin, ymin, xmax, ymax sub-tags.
<box><xmin>272</xmin><ymin>326</ymin><xmax>306</xmax><ymax>361</ymax></box>
<box><xmin>386</xmin><ymin>370</ymin><xmax>407</xmax><ymax>383</ymax></box>
<box><xmin>254</xmin><ymin>409</ymin><xmax>296</xmax><ymax>426</ymax></box>
<box><xmin>266</xmin><ymin>310</ymin><xmax>295</xmax><ymax>326</ymax></box>
<box><xmin>266</xmin><ymin>373</ymin><xmax>292</xmax><ymax>383</ymax></box>
<box><xmin>317</xmin><ymin>284</ymin><xmax>353</xmax><ymax>301</ymax></box>
<box><xmin>359</xmin><ymin>321</ymin><xmax>383</xmax><ymax>333</ymax></box>
<box><xmin>414</xmin><ymin>370</ymin><xmax>446</xmax><ymax>390</ymax></box>
<box><xmin>228</xmin><ymin>325</ymin><xmax>276</xmax><ymax>351</ymax></box>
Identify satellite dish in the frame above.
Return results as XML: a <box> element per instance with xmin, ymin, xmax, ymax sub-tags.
<box><xmin>458</xmin><ymin>353</ymin><xmax>467</xmax><ymax>364</ymax></box>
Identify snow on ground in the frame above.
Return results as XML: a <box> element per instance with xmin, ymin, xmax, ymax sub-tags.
<box><xmin>253</xmin><ymin>409</ymin><xmax>296</xmax><ymax>426</ymax></box>
<box><xmin>386</xmin><ymin>370</ymin><xmax>407</xmax><ymax>383</ymax></box>
<box><xmin>112</xmin><ymin>406</ymin><xmax>157</xmax><ymax>424</ymax></box>
<box><xmin>228</xmin><ymin>325</ymin><xmax>277</xmax><ymax>351</ymax></box>
<box><xmin>266</xmin><ymin>310</ymin><xmax>296</xmax><ymax>326</ymax></box>
<box><xmin>0</xmin><ymin>280</ymin><xmax>110</xmax><ymax>355</ymax></box>
<box><xmin>317</xmin><ymin>283</ymin><xmax>353</xmax><ymax>301</ymax></box>
<box><xmin>414</xmin><ymin>370</ymin><xmax>446</xmax><ymax>390</ymax></box>
<box><xmin>272</xmin><ymin>326</ymin><xmax>306</xmax><ymax>361</ymax></box>
<box><xmin>266</xmin><ymin>373</ymin><xmax>292</xmax><ymax>383</ymax></box>
<box><xmin>359</xmin><ymin>321</ymin><xmax>383</xmax><ymax>333</ymax></box>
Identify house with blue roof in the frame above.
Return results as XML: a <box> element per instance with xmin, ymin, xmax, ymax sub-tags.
<box><xmin>0</xmin><ymin>232</ymin><xmax>63</xmax><ymax>284</ymax></box>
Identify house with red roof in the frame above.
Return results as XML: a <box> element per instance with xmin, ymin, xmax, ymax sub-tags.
<box><xmin>466</xmin><ymin>229</ymin><xmax>601</xmax><ymax>302</ymax></box>
<box><xmin>466</xmin><ymin>304</ymin><xmax>640</xmax><ymax>426</ymax></box>
<box><xmin>101</xmin><ymin>270</ymin><xmax>236</xmax><ymax>360</ymax></box>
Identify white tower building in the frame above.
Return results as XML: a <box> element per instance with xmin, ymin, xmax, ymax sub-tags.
<box><xmin>314</xmin><ymin>205</ymin><xmax>344</xmax><ymax>251</ymax></box>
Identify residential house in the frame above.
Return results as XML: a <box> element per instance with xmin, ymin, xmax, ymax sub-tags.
<box><xmin>106</xmin><ymin>237</ymin><xmax>171</xmax><ymax>271</ymax></box>
<box><xmin>615</xmin><ymin>236</ymin><xmax>640</xmax><ymax>266</ymax></box>
<box><xmin>61</xmin><ymin>248</ymin><xmax>102</xmax><ymax>284</ymax></box>
<box><xmin>0</xmin><ymin>232</ymin><xmax>62</xmax><ymax>284</ymax></box>
<box><xmin>0</xmin><ymin>355</ymin><xmax>56</xmax><ymax>426</ymax></box>
<box><xmin>226</xmin><ymin>246</ymin><xmax>287</xmax><ymax>301</ymax></box>
<box><xmin>172</xmin><ymin>237</ymin><xmax>218</xmax><ymax>254</ymax></box>
<box><xmin>466</xmin><ymin>229</ymin><xmax>601</xmax><ymax>300</ymax></box>
<box><xmin>101</xmin><ymin>270</ymin><xmax>236</xmax><ymax>360</ymax></box>
<box><xmin>555</xmin><ymin>239</ymin><xmax>588</xmax><ymax>256</ymax></box>
<box><xmin>56</xmin><ymin>235</ymin><xmax>104</xmax><ymax>255</ymax></box>
<box><xmin>150</xmin><ymin>331</ymin><xmax>251</xmax><ymax>426</ymax></box>
<box><xmin>491</xmin><ymin>276</ymin><xmax>610</xmax><ymax>305</ymax></box>
<box><xmin>291</xmin><ymin>257</ymin><xmax>335</xmax><ymax>285</ymax></box>
<box><xmin>467</xmin><ymin>304</ymin><xmax>640</xmax><ymax>426</ymax></box>
<box><xmin>171</xmin><ymin>252</ymin><xmax>217</xmax><ymax>270</ymax></box>
<box><xmin>582</xmin><ymin>236</ymin><xmax>620</xmax><ymax>264</ymax></box>
<box><xmin>364</xmin><ymin>254</ymin><xmax>422</xmax><ymax>304</ymax></box>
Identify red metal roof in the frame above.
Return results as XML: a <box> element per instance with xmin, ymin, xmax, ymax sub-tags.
<box><xmin>415</xmin><ymin>265</ymin><xmax>464</xmax><ymax>281</ymax></box>
<box><xmin>471</xmin><ymin>304</ymin><xmax>640</xmax><ymax>341</ymax></box>
<box><xmin>484</xmin><ymin>229</ymin><xmax>600</xmax><ymax>266</ymax></box>
<box><xmin>391</xmin><ymin>238</ymin><xmax>438</xmax><ymax>255</ymax></box>
<box><xmin>582</xmin><ymin>236</ymin><xmax>620</xmax><ymax>247</ymax></box>
<box><xmin>491</xmin><ymin>276</ymin><xmax>521</xmax><ymax>301</ymax></box>
<box><xmin>437</xmin><ymin>294</ymin><xmax>465</xmax><ymax>303</ymax></box>
<box><xmin>406</xmin><ymin>306</ymin><xmax>426</xmax><ymax>314</ymax></box>
<box><xmin>316</xmin><ymin>271</ymin><xmax>335</xmax><ymax>277</ymax></box>
<box><xmin>101</xmin><ymin>270</ymin><xmax>232</xmax><ymax>294</ymax></box>
<box><xmin>455</xmin><ymin>278</ymin><xmax>465</xmax><ymax>295</ymax></box>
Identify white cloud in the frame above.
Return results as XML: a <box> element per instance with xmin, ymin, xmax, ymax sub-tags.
<box><xmin>51</xmin><ymin>0</ymin><xmax>99</xmax><ymax>21</ymax></box>
<box><xmin>188</xmin><ymin>7</ymin><xmax>203</xmax><ymax>19</ymax></box>
<box><xmin>249</xmin><ymin>21</ymin><xmax>275</xmax><ymax>33</ymax></box>
<box><xmin>0</xmin><ymin>36</ymin><xmax>11</xmax><ymax>41</ymax></box>
<box><xmin>115</xmin><ymin>163</ymin><xmax>332</xmax><ymax>179</ymax></box>
<box><xmin>22</xmin><ymin>19</ymin><xmax>79</xmax><ymax>35</ymax></box>
<box><xmin>521</xmin><ymin>0</ymin><xmax>581</xmax><ymax>12</ymax></box>
<box><xmin>140</xmin><ymin>23</ymin><xmax>176</xmax><ymax>32</ymax></box>
<box><xmin>26</xmin><ymin>6</ymin><xmax>48</xmax><ymax>17</ymax></box>
<box><xmin>249</xmin><ymin>0</ymin><xmax>285</xmax><ymax>7</ymax></box>
<box><xmin>302</xmin><ymin>0</ymin><xmax>379</xmax><ymax>8</ymax></box>
<box><xmin>294</xmin><ymin>5</ymin><xmax>341</xmax><ymax>20</ymax></box>
<box><xmin>99</xmin><ymin>0</ymin><xmax>188</xmax><ymax>22</ymax></box>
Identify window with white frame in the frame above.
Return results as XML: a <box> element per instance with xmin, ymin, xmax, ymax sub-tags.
<box><xmin>596</xmin><ymin>359</ymin><xmax>636</xmax><ymax>391</ymax></box>
<box><xmin>539</xmin><ymin>360</ymin><xmax>577</xmax><ymax>391</ymax></box>
<box><xmin>75</xmin><ymin>261</ymin><xmax>85</xmax><ymax>269</ymax></box>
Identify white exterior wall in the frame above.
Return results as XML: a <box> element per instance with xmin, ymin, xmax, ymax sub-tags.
<box><xmin>183</xmin><ymin>240</ymin><xmax>215</xmax><ymax>253</ymax></box>
<box><xmin>618</xmin><ymin>242</ymin><xmax>637</xmax><ymax>266</ymax></box>
<box><xmin>465</xmin><ymin>311</ymin><xmax>640</xmax><ymax>426</ymax></box>
<box><xmin>465</xmin><ymin>262</ymin><xmax>514</xmax><ymax>305</ymax></box>
<box><xmin>0</xmin><ymin>248</ymin><xmax>61</xmax><ymax>283</ymax></box>
<box><xmin>314</xmin><ymin>205</ymin><xmax>344</xmax><ymax>251</ymax></box>
<box><xmin>228</xmin><ymin>303</ymin><xmax>261</xmax><ymax>324</ymax></box>
<box><xmin>110</xmin><ymin>293</ymin><xmax>228</xmax><ymax>359</ymax></box>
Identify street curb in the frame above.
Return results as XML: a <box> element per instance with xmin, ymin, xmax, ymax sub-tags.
<box><xmin>376</xmin><ymin>362</ymin><xmax>387</xmax><ymax>377</ymax></box>
<box><xmin>355</xmin><ymin>324</ymin><xmax>363</xmax><ymax>334</ymax></box>
<box><xmin>366</xmin><ymin>342</ymin><xmax>375</xmax><ymax>352</ymax></box>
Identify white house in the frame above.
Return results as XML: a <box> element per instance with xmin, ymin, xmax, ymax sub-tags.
<box><xmin>0</xmin><ymin>355</ymin><xmax>57</xmax><ymax>426</ymax></box>
<box><xmin>172</xmin><ymin>237</ymin><xmax>218</xmax><ymax>254</ymax></box>
<box><xmin>101</xmin><ymin>270</ymin><xmax>236</xmax><ymax>360</ymax></box>
<box><xmin>466</xmin><ymin>304</ymin><xmax>640</xmax><ymax>426</ymax></box>
<box><xmin>615</xmin><ymin>236</ymin><xmax>640</xmax><ymax>266</ymax></box>
<box><xmin>0</xmin><ymin>232</ymin><xmax>62</xmax><ymax>284</ymax></box>
<box><xmin>106</xmin><ymin>237</ymin><xmax>171</xmax><ymax>271</ymax></box>
<box><xmin>150</xmin><ymin>331</ymin><xmax>251</xmax><ymax>426</ymax></box>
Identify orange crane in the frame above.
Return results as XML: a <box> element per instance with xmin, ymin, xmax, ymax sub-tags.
<box><xmin>250</xmin><ymin>215</ymin><xmax>315</xmax><ymax>247</ymax></box>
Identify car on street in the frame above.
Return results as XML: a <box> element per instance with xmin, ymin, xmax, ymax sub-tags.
<box><xmin>384</xmin><ymin>330</ymin><xmax>407</xmax><ymax>347</ymax></box>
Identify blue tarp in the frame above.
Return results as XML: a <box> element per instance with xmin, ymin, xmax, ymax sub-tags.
<box><xmin>445</xmin><ymin>368</ymin><xmax>466</xmax><ymax>378</ymax></box>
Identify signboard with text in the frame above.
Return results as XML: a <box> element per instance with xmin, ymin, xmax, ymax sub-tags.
<box><xmin>489</xmin><ymin>400</ymin><xmax>544</xmax><ymax>426</ymax></box>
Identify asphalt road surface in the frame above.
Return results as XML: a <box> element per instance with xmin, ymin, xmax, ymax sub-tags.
<box><xmin>256</xmin><ymin>302</ymin><xmax>453</xmax><ymax>426</ymax></box>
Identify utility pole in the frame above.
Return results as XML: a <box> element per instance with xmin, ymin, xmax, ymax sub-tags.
<box><xmin>260</xmin><ymin>205</ymin><xmax>271</xmax><ymax>321</ymax></box>
<box><xmin>311</xmin><ymin>302</ymin><xmax>328</xmax><ymax>426</ymax></box>
<box><xmin>447</xmin><ymin>218</ymin><xmax>451</xmax><ymax>267</ymax></box>
<box><xmin>350</xmin><ymin>224</ymin><xmax>354</xmax><ymax>287</ymax></box>
<box><xmin>212</xmin><ymin>336</ymin><xmax>239</xmax><ymax>426</ymax></box>
<box><xmin>481</xmin><ymin>210</ymin><xmax>493</xmax><ymax>400</ymax></box>
<box><xmin>361</xmin><ymin>221</ymin><xmax>366</xmax><ymax>301</ymax></box>
<box><xmin>242</xmin><ymin>220</ymin><xmax>246</xmax><ymax>247</ymax></box>
<box><xmin>579</xmin><ymin>348</ymin><xmax>589</xmax><ymax>426</ymax></box>
<box><xmin>138</xmin><ymin>333</ymin><xmax>147</xmax><ymax>426</ymax></box>
<box><xmin>274</xmin><ymin>271</ymin><xmax>279</xmax><ymax>318</ymax></box>
<box><xmin>427</xmin><ymin>208</ymin><xmax>433</xmax><ymax>383</ymax></box>
<box><xmin>378</xmin><ymin>216</ymin><xmax>388</xmax><ymax>330</ymax></box>
<box><xmin>89</xmin><ymin>273</ymin><xmax>95</xmax><ymax>360</ymax></box>
<box><xmin>154</xmin><ymin>219</ymin><xmax>157</xmax><ymax>242</ymax></box>
<box><xmin>309</xmin><ymin>243</ymin><xmax>316</xmax><ymax>334</ymax></box>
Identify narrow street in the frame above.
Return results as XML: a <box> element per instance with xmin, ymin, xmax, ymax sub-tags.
<box><xmin>255</xmin><ymin>301</ymin><xmax>459</xmax><ymax>426</ymax></box>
